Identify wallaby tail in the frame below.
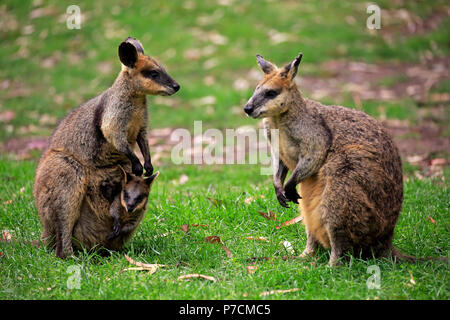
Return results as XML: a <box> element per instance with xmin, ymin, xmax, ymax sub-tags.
<box><xmin>391</xmin><ymin>247</ymin><xmax>448</xmax><ymax>263</ymax></box>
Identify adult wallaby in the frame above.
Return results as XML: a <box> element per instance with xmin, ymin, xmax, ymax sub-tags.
<box><xmin>245</xmin><ymin>52</ymin><xmax>442</xmax><ymax>265</ymax></box>
<box><xmin>34</xmin><ymin>37</ymin><xmax>179</xmax><ymax>258</ymax></box>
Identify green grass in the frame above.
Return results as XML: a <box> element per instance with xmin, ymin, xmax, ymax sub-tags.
<box><xmin>0</xmin><ymin>158</ymin><xmax>448</xmax><ymax>299</ymax></box>
<box><xmin>0</xmin><ymin>0</ymin><xmax>449</xmax><ymax>300</ymax></box>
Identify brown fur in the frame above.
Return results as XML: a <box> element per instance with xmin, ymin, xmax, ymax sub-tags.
<box><xmin>72</xmin><ymin>170</ymin><xmax>159</xmax><ymax>251</ymax></box>
<box><xmin>245</xmin><ymin>53</ymin><xmax>436</xmax><ymax>265</ymax></box>
<box><xmin>34</xmin><ymin>37</ymin><xmax>179</xmax><ymax>258</ymax></box>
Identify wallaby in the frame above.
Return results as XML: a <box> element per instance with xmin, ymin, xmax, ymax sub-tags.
<box><xmin>34</xmin><ymin>37</ymin><xmax>179</xmax><ymax>258</ymax></box>
<box><xmin>105</xmin><ymin>169</ymin><xmax>159</xmax><ymax>242</ymax></box>
<box><xmin>245</xmin><ymin>53</ymin><xmax>444</xmax><ymax>265</ymax></box>
<box><xmin>72</xmin><ymin>169</ymin><xmax>159</xmax><ymax>252</ymax></box>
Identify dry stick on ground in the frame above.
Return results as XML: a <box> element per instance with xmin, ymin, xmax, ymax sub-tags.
<box><xmin>123</xmin><ymin>254</ymin><xmax>168</xmax><ymax>274</ymax></box>
<box><xmin>260</xmin><ymin>288</ymin><xmax>301</xmax><ymax>297</ymax></box>
<box><xmin>178</xmin><ymin>274</ymin><xmax>217</xmax><ymax>282</ymax></box>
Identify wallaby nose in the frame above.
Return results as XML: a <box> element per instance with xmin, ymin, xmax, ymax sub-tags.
<box><xmin>172</xmin><ymin>83</ymin><xmax>180</xmax><ymax>92</ymax></box>
<box><xmin>244</xmin><ymin>104</ymin><xmax>254</xmax><ymax>115</ymax></box>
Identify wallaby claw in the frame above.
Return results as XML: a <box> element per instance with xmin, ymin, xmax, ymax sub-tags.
<box><xmin>276</xmin><ymin>189</ymin><xmax>290</xmax><ymax>208</ymax></box>
<box><xmin>106</xmin><ymin>232</ymin><xmax>117</xmax><ymax>241</ymax></box>
<box><xmin>107</xmin><ymin>220</ymin><xmax>121</xmax><ymax>241</ymax></box>
<box><xmin>284</xmin><ymin>185</ymin><xmax>302</xmax><ymax>204</ymax></box>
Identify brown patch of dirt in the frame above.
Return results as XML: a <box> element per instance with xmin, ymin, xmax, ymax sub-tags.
<box><xmin>0</xmin><ymin>137</ymin><xmax>48</xmax><ymax>160</ymax></box>
<box><xmin>1</xmin><ymin>123</ymin><xmax>448</xmax><ymax>175</ymax></box>
<box><xmin>381</xmin><ymin>6</ymin><xmax>450</xmax><ymax>37</ymax></box>
<box><xmin>300</xmin><ymin>57</ymin><xmax>450</xmax><ymax>104</ymax></box>
<box><xmin>384</xmin><ymin>120</ymin><xmax>450</xmax><ymax>157</ymax></box>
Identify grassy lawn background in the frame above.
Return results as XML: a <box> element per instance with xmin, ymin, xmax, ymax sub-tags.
<box><xmin>0</xmin><ymin>0</ymin><xmax>449</xmax><ymax>299</ymax></box>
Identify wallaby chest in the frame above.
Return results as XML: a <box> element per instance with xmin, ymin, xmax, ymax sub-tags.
<box><xmin>266</xmin><ymin>118</ymin><xmax>299</xmax><ymax>171</ymax></box>
<box><xmin>126</xmin><ymin>105</ymin><xmax>146</xmax><ymax>143</ymax></box>
<box><xmin>278</xmin><ymin>127</ymin><xmax>300</xmax><ymax>170</ymax></box>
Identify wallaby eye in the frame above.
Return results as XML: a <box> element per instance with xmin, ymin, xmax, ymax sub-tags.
<box><xmin>265</xmin><ymin>90</ymin><xmax>279</xmax><ymax>98</ymax></box>
<box><xmin>141</xmin><ymin>70</ymin><xmax>159</xmax><ymax>79</ymax></box>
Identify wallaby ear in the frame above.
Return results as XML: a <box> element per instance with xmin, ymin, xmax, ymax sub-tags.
<box><xmin>281</xmin><ymin>52</ymin><xmax>303</xmax><ymax>81</ymax></box>
<box><xmin>126</xmin><ymin>172</ymin><xmax>133</xmax><ymax>184</ymax></box>
<box><xmin>256</xmin><ymin>54</ymin><xmax>277</xmax><ymax>74</ymax></box>
<box><xmin>118</xmin><ymin>165</ymin><xmax>128</xmax><ymax>184</ymax></box>
<box><xmin>118</xmin><ymin>41</ymin><xmax>138</xmax><ymax>68</ymax></box>
<box><xmin>145</xmin><ymin>171</ymin><xmax>160</xmax><ymax>187</ymax></box>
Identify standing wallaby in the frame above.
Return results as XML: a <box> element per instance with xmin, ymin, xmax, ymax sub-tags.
<box><xmin>34</xmin><ymin>37</ymin><xmax>179</xmax><ymax>258</ymax></box>
<box><xmin>245</xmin><ymin>53</ymin><xmax>434</xmax><ymax>266</ymax></box>
<box><xmin>72</xmin><ymin>169</ymin><xmax>159</xmax><ymax>252</ymax></box>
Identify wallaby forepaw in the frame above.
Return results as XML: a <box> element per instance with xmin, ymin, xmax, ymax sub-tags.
<box><xmin>106</xmin><ymin>232</ymin><xmax>117</xmax><ymax>241</ymax></box>
<box><xmin>275</xmin><ymin>189</ymin><xmax>290</xmax><ymax>208</ymax></box>
<box><xmin>285</xmin><ymin>186</ymin><xmax>302</xmax><ymax>204</ymax></box>
<box><xmin>113</xmin><ymin>223</ymin><xmax>121</xmax><ymax>235</ymax></box>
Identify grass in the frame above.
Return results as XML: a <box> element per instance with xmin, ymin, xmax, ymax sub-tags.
<box><xmin>0</xmin><ymin>158</ymin><xmax>449</xmax><ymax>300</ymax></box>
<box><xmin>0</xmin><ymin>0</ymin><xmax>449</xmax><ymax>300</ymax></box>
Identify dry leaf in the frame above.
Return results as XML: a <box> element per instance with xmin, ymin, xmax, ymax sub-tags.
<box><xmin>2</xmin><ymin>230</ymin><xmax>13</xmax><ymax>241</ymax></box>
<box><xmin>3</xmin><ymin>200</ymin><xmax>13</xmax><ymax>205</ymax></box>
<box><xmin>406</xmin><ymin>154</ymin><xmax>427</xmax><ymax>164</ymax></box>
<box><xmin>245</xmin><ymin>195</ymin><xmax>265</xmax><ymax>204</ymax></box>
<box><xmin>430</xmin><ymin>158</ymin><xmax>446</xmax><ymax>166</ymax></box>
<box><xmin>205</xmin><ymin>236</ymin><xmax>221</xmax><ymax>243</ymax></box>
<box><xmin>244</xmin><ymin>197</ymin><xmax>255</xmax><ymax>204</ymax></box>
<box><xmin>248</xmin><ymin>256</ymin><xmax>271</xmax><ymax>263</ymax></box>
<box><xmin>0</xmin><ymin>110</ymin><xmax>15</xmax><ymax>123</ymax></box>
<box><xmin>245</xmin><ymin>236</ymin><xmax>269</xmax><ymax>242</ymax></box>
<box><xmin>427</xmin><ymin>216</ymin><xmax>436</xmax><ymax>224</ymax></box>
<box><xmin>191</xmin><ymin>224</ymin><xmax>208</xmax><ymax>227</ymax></box>
<box><xmin>152</xmin><ymin>231</ymin><xmax>172</xmax><ymax>239</ymax></box>
<box><xmin>205</xmin><ymin>236</ymin><xmax>233</xmax><ymax>258</ymax></box>
<box><xmin>206</xmin><ymin>197</ymin><xmax>223</xmax><ymax>207</ymax></box>
<box><xmin>181</xmin><ymin>224</ymin><xmax>190</xmax><ymax>232</ymax></box>
<box><xmin>247</xmin><ymin>266</ymin><xmax>258</xmax><ymax>274</ymax></box>
<box><xmin>178</xmin><ymin>274</ymin><xmax>216</xmax><ymax>282</ymax></box>
<box><xmin>258</xmin><ymin>210</ymin><xmax>277</xmax><ymax>221</ymax></box>
<box><xmin>414</xmin><ymin>171</ymin><xmax>424</xmax><ymax>180</ymax></box>
<box><xmin>409</xmin><ymin>272</ymin><xmax>416</xmax><ymax>285</ymax></box>
<box><xmin>46</xmin><ymin>284</ymin><xmax>56</xmax><ymax>291</ymax></box>
<box><xmin>260</xmin><ymin>288</ymin><xmax>301</xmax><ymax>297</ymax></box>
<box><xmin>196</xmin><ymin>96</ymin><xmax>217</xmax><ymax>105</ymax></box>
<box><xmin>178</xmin><ymin>174</ymin><xmax>189</xmax><ymax>185</ymax></box>
<box><xmin>282</xmin><ymin>215</ymin><xmax>303</xmax><ymax>226</ymax></box>
<box><xmin>221</xmin><ymin>244</ymin><xmax>233</xmax><ymax>258</ymax></box>
<box><xmin>276</xmin><ymin>215</ymin><xmax>303</xmax><ymax>229</ymax></box>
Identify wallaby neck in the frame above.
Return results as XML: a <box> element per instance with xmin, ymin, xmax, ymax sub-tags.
<box><xmin>110</xmin><ymin>71</ymin><xmax>147</xmax><ymax>106</ymax></box>
<box><xmin>268</xmin><ymin>86</ymin><xmax>308</xmax><ymax>126</ymax></box>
